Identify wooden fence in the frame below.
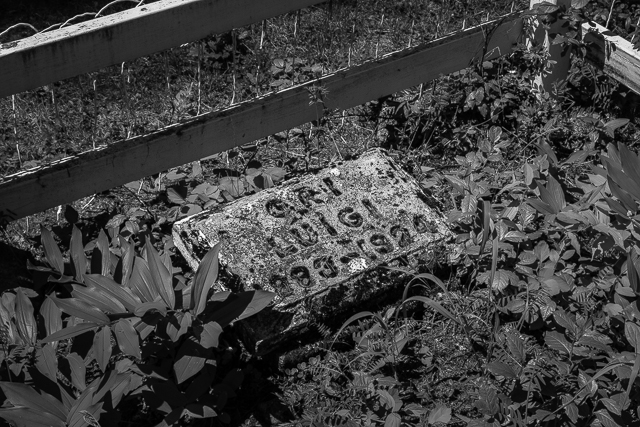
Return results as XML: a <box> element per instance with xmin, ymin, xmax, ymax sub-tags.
<box><xmin>0</xmin><ymin>0</ymin><xmax>637</xmax><ymax>221</ymax></box>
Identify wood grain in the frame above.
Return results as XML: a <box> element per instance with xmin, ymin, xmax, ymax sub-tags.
<box><xmin>583</xmin><ymin>21</ymin><xmax>640</xmax><ymax>95</ymax></box>
<box><xmin>0</xmin><ymin>14</ymin><xmax>523</xmax><ymax>221</ymax></box>
<box><xmin>0</xmin><ymin>0</ymin><xmax>325</xmax><ymax>98</ymax></box>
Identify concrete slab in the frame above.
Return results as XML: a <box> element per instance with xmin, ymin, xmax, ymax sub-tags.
<box><xmin>173</xmin><ymin>148</ymin><xmax>451</xmax><ymax>353</ymax></box>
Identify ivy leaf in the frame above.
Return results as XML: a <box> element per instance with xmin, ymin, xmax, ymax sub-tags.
<box><xmin>427</xmin><ymin>404</ymin><xmax>452</xmax><ymax>425</ymax></box>
<box><xmin>113</xmin><ymin>319</ymin><xmax>141</xmax><ymax>359</ymax></box>
<box><xmin>545</xmin><ymin>331</ymin><xmax>572</xmax><ymax>355</ymax></box>
<box><xmin>191</xmin><ymin>243</ymin><xmax>221</xmax><ymax>316</ymax></box>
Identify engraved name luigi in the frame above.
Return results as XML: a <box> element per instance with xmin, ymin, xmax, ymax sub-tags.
<box><xmin>264</xmin><ymin>177</ymin><xmax>437</xmax><ymax>291</ymax></box>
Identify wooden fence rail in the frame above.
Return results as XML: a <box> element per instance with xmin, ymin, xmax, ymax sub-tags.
<box><xmin>0</xmin><ymin>14</ymin><xmax>523</xmax><ymax>221</ymax></box>
<box><xmin>1</xmin><ymin>0</ymin><xmax>639</xmax><ymax>222</ymax></box>
<box><xmin>0</xmin><ymin>0</ymin><xmax>326</xmax><ymax>98</ymax></box>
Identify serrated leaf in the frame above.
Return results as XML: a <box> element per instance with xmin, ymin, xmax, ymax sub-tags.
<box><xmin>199</xmin><ymin>321</ymin><xmax>222</xmax><ymax>349</ymax></box>
<box><xmin>191</xmin><ymin>243</ymin><xmax>221</xmax><ymax>315</ymax></box>
<box><xmin>0</xmin><ymin>382</ymin><xmax>67</xmax><ymax>421</ymax></box>
<box><xmin>35</xmin><ymin>344</ymin><xmax>58</xmax><ymax>382</ymax></box>
<box><xmin>113</xmin><ymin>319</ymin><xmax>141</xmax><ymax>359</ymax></box>
<box><xmin>428</xmin><ymin>404</ymin><xmax>452</xmax><ymax>424</ymax></box>
<box><xmin>505</xmin><ymin>332</ymin><xmax>526</xmax><ymax>363</ymax></box>
<box><xmin>0</xmin><ymin>407</ymin><xmax>65</xmax><ymax>427</ymax></box>
<box><xmin>487</xmin><ymin>361</ymin><xmax>517</xmax><ymax>378</ymax></box>
<box><xmin>93</xmin><ymin>327</ymin><xmax>112</xmax><ymax>372</ymax></box>
<box><xmin>15</xmin><ymin>288</ymin><xmax>36</xmax><ymax>345</ymax></box>
<box><xmin>40</xmin><ymin>226</ymin><xmax>64</xmax><ymax>274</ymax></box>
<box><xmin>145</xmin><ymin>240</ymin><xmax>174</xmax><ymax>309</ymax></box>
<box><xmin>40</xmin><ymin>322</ymin><xmax>100</xmax><ymax>343</ymax></box>
<box><xmin>70</xmin><ymin>225</ymin><xmax>87</xmax><ymax>282</ymax></box>
<box><xmin>545</xmin><ymin>331</ymin><xmax>572</xmax><ymax>355</ymax></box>
<box><xmin>50</xmin><ymin>296</ymin><xmax>110</xmax><ymax>325</ymax></box>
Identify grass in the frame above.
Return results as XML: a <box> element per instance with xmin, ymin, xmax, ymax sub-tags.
<box><xmin>2</xmin><ymin>0</ymin><xmax>640</xmax><ymax>426</ymax></box>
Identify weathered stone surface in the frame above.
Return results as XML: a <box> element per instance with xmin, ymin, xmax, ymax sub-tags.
<box><xmin>173</xmin><ymin>148</ymin><xmax>450</xmax><ymax>353</ymax></box>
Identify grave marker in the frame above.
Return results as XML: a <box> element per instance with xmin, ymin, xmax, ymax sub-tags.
<box><xmin>173</xmin><ymin>148</ymin><xmax>450</xmax><ymax>353</ymax></box>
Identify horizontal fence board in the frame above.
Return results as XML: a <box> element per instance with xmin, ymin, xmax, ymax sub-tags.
<box><xmin>583</xmin><ymin>21</ymin><xmax>640</xmax><ymax>95</ymax></box>
<box><xmin>0</xmin><ymin>14</ymin><xmax>523</xmax><ymax>221</ymax></box>
<box><xmin>0</xmin><ymin>0</ymin><xmax>326</xmax><ymax>98</ymax></box>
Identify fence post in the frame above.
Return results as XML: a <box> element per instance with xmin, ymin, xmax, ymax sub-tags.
<box><xmin>528</xmin><ymin>0</ymin><xmax>572</xmax><ymax>98</ymax></box>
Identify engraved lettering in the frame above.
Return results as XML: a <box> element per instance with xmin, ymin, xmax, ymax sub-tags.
<box><xmin>313</xmin><ymin>256</ymin><xmax>339</xmax><ymax>279</ymax></box>
<box><xmin>296</xmin><ymin>187</ymin><xmax>324</xmax><ymax>208</ymax></box>
<box><xmin>316</xmin><ymin>212</ymin><xmax>338</xmax><ymax>236</ymax></box>
<box><xmin>270</xmin><ymin>274</ymin><xmax>293</xmax><ymax>297</ymax></box>
<box><xmin>265</xmin><ymin>198</ymin><xmax>289</xmax><ymax>218</ymax></box>
<box><xmin>322</xmin><ymin>177</ymin><xmax>342</xmax><ymax>196</ymax></box>
<box><xmin>267</xmin><ymin>236</ymin><xmax>298</xmax><ymax>259</ymax></box>
<box><xmin>291</xmin><ymin>266</ymin><xmax>312</xmax><ymax>288</ymax></box>
<box><xmin>361</xmin><ymin>198</ymin><xmax>384</xmax><ymax>220</ymax></box>
<box><xmin>290</xmin><ymin>223</ymin><xmax>318</xmax><ymax>247</ymax></box>
<box><xmin>340</xmin><ymin>252</ymin><xmax>361</xmax><ymax>264</ymax></box>
<box><xmin>390</xmin><ymin>225</ymin><xmax>412</xmax><ymax>247</ymax></box>
<box><xmin>338</xmin><ymin>207</ymin><xmax>364</xmax><ymax>228</ymax></box>
<box><xmin>413</xmin><ymin>214</ymin><xmax>437</xmax><ymax>233</ymax></box>
<box><xmin>357</xmin><ymin>238</ymin><xmax>377</xmax><ymax>261</ymax></box>
<box><xmin>369</xmin><ymin>233</ymin><xmax>393</xmax><ymax>254</ymax></box>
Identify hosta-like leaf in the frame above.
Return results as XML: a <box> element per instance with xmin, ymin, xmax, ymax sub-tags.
<box><xmin>174</xmin><ymin>338</ymin><xmax>206</xmax><ymax>384</ymax></box>
<box><xmin>91</xmin><ymin>230</ymin><xmax>111</xmax><ymax>277</ymax></box>
<box><xmin>625</xmin><ymin>322</ymin><xmax>640</xmax><ymax>353</ymax></box>
<box><xmin>113</xmin><ymin>319</ymin><xmax>141</xmax><ymax>359</ymax></box>
<box><xmin>40</xmin><ymin>297</ymin><xmax>62</xmax><ymax>339</ymax></box>
<box><xmin>50</xmin><ymin>296</ymin><xmax>110</xmax><ymax>325</ymax></box>
<box><xmin>133</xmin><ymin>301</ymin><xmax>168</xmax><ymax>317</ymax></box>
<box><xmin>619</xmin><ymin>143</ymin><xmax>640</xmax><ymax>188</ymax></box>
<box><xmin>66</xmin><ymin>353</ymin><xmax>86</xmax><ymax>391</ymax></box>
<box><xmin>428</xmin><ymin>405</ymin><xmax>452</xmax><ymax>425</ymax></box>
<box><xmin>41</xmin><ymin>322</ymin><xmax>101</xmax><ymax>343</ymax></box>
<box><xmin>207</xmin><ymin>290</ymin><xmax>276</xmax><ymax>327</ymax></box>
<box><xmin>70</xmin><ymin>225</ymin><xmax>87</xmax><ymax>282</ymax></box>
<box><xmin>191</xmin><ymin>243</ymin><xmax>221</xmax><ymax>316</ymax></box>
<box><xmin>119</xmin><ymin>237</ymin><xmax>135</xmax><ymax>287</ymax></box>
<box><xmin>145</xmin><ymin>240</ymin><xmax>175</xmax><ymax>309</ymax></box>
<box><xmin>35</xmin><ymin>344</ymin><xmax>58</xmax><ymax>382</ymax></box>
<box><xmin>536</xmin><ymin>180</ymin><xmax>560</xmax><ymax>214</ymax></box>
<box><xmin>628</xmin><ymin>249</ymin><xmax>640</xmax><ymax>293</ymax></box>
<box><xmin>605</xmin><ymin>158</ymin><xmax>640</xmax><ymax>202</ymax></box>
<box><xmin>0</xmin><ymin>407</ymin><xmax>65</xmax><ymax>427</ymax></box>
<box><xmin>40</xmin><ymin>226</ymin><xmax>64</xmax><ymax>274</ymax></box>
<box><xmin>0</xmin><ymin>382</ymin><xmax>67</xmax><ymax>421</ymax></box>
<box><xmin>15</xmin><ymin>289</ymin><xmax>36</xmax><ymax>345</ymax></box>
<box><xmin>66</xmin><ymin>385</ymin><xmax>99</xmax><ymax>427</ymax></box>
<box><xmin>84</xmin><ymin>274</ymin><xmax>141</xmax><ymax>312</ymax></box>
<box><xmin>166</xmin><ymin>312</ymin><xmax>192</xmax><ymax>342</ymax></box>
<box><xmin>93</xmin><ymin>327</ymin><xmax>112</xmax><ymax>372</ymax></box>
<box><xmin>128</xmin><ymin>257</ymin><xmax>158</xmax><ymax>303</ymax></box>
<box><xmin>72</xmin><ymin>284</ymin><xmax>127</xmax><ymax>314</ymax></box>
<box><xmin>199</xmin><ymin>321</ymin><xmax>222</xmax><ymax>349</ymax></box>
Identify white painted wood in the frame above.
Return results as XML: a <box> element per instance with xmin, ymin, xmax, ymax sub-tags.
<box><xmin>0</xmin><ymin>0</ymin><xmax>325</xmax><ymax>98</ymax></box>
<box><xmin>0</xmin><ymin>14</ymin><xmax>523</xmax><ymax>221</ymax></box>
<box><xmin>582</xmin><ymin>21</ymin><xmax>640</xmax><ymax>95</ymax></box>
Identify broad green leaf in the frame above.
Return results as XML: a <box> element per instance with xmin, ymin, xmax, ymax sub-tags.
<box><xmin>595</xmin><ymin>409</ymin><xmax>621</xmax><ymax>427</ymax></box>
<box><xmin>91</xmin><ymin>230</ymin><xmax>111</xmax><ymax>276</ymax></box>
<box><xmin>184</xmin><ymin>403</ymin><xmax>217</xmax><ymax>419</ymax></box>
<box><xmin>487</xmin><ymin>361</ymin><xmax>517</xmax><ymax>378</ymax></box>
<box><xmin>84</xmin><ymin>274</ymin><xmax>141</xmax><ymax>312</ymax></box>
<box><xmin>505</xmin><ymin>332</ymin><xmax>526</xmax><ymax>363</ymax></box>
<box><xmin>546</xmin><ymin>174</ymin><xmax>566</xmax><ymax>210</ymax></box>
<box><xmin>0</xmin><ymin>407</ymin><xmax>65</xmax><ymax>427</ymax></box>
<box><xmin>133</xmin><ymin>301</ymin><xmax>168</xmax><ymax>317</ymax></box>
<box><xmin>66</xmin><ymin>353</ymin><xmax>86</xmax><ymax>391</ymax></box>
<box><xmin>605</xmin><ymin>158</ymin><xmax>640</xmax><ymax>202</ymax></box>
<box><xmin>174</xmin><ymin>338</ymin><xmax>206</xmax><ymax>384</ymax></box>
<box><xmin>619</xmin><ymin>143</ymin><xmax>640</xmax><ymax>188</ymax></box>
<box><xmin>628</xmin><ymin>249</ymin><xmax>640</xmax><ymax>293</ymax></box>
<box><xmin>119</xmin><ymin>237</ymin><xmax>135</xmax><ymax>287</ymax></box>
<box><xmin>41</xmin><ymin>322</ymin><xmax>101</xmax><ymax>343</ymax></box>
<box><xmin>167</xmin><ymin>312</ymin><xmax>192</xmax><ymax>342</ymax></box>
<box><xmin>128</xmin><ymin>257</ymin><xmax>158</xmax><ymax>303</ymax></box>
<box><xmin>191</xmin><ymin>243</ymin><xmax>221</xmax><ymax>315</ymax></box>
<box><xmin>50</xmin><ymin>296</ymin><xmax>110</xmax><ymax>325</ymax></box>
<box><xmin>384</xmin><ymin>412</ymin><xmax>401</xmax><ymax>427</ymax></box>
<box><xmin>536</xmin><ymin>180</ymin><xmax>560</xmax><ymax>214</ymax></box>
<box><xmin>428</xmin><ymin>404</ymin><xmax>452</xmax><ymax>425</ymax></box>
<box><xmin>71</xmin><ymin>284</ymin><xmax>127</xmax><ymax>314</ymax></box>
<box><xmin>0</xmin><ymin>382</ymin><xmax>67</xmax><ymax>421</ymax></box>
<box><xmin>40</xmin><ymin>226</ymin><xmax>64</xmax><ymax>274</ymax></box>
<box><xmin>66</xmin><ymin>385</ymin><xmax>100</xmax><ymax>427</ymax></box>
<box><xmin>600</xmin><ymin>398</ymin><xmax>622</xmax><ymax>416</ymax></box>
<box><xmin>608</xmin><ymin>177</ymin><xmax>637</xmax><ymax>213</ymax></box>
<box><xmin>526</xmin><ymin>197</ymin><xmax>556</xmax><ymax>215</ymax></box>
<box><xmin>145</xmin><ymin>240</ymin><xmax>175</xmax><ymax>309</ymax></box>
<box><xmin>35</xmin><ymin>344</ymin><xmax>58</xmax><ymax>382</ymax></box>
<box><xmin>70</xmin><ymin>225</ymin><xmax>87</xmax><ymax>282</ymax></box>
<box><xmin>625</xmin><ymin>322</ymin><xmax>640</xmax><ymax>353</ymax></box>
<box><xmin>206</xmin><ymin>290</ymin><xmax>275</xmax><ymax>328</ymax></box>
<box><xmin>93</xmin><ymin>327</ymin><xmax>112</xmax><ymax>372</ymax></box>
<box><xmin>199</xmin><ymin>321</ymin><xmax>222</xmax><ymax>349</ymax></box>
<box><xmin>377</xmin><ymin>389</ymin><xmax>395</xmax><ymax>409</ymax></box>
<box><xmin>15</xmin><ymin>288</ymin><xmax>36</xmax><ymax>345</ymax></box>
<box><xmin>113</xmin><ymin>319</ymin><xmax>141</xmax><ymax>359</ymax></box>
<box><xmin>545</xmin><ymin>331</ymin><xmax>572</xmax><ymax>355</ymax></box>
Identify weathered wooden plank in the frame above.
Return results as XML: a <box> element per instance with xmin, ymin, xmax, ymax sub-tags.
<box><xmin>0</xmin><ymin>14</ymin><xmax>523</xmax><ymax>221</ymax></box>
<box><xmin>583</xmin><ymin>21</ymin><xmax>640</xmax><ymax>95</ymax></box>
<box><xmin>0</xmin><ymin>0</ymin><xmax>326</xmax><ymax>98</ymax></box>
